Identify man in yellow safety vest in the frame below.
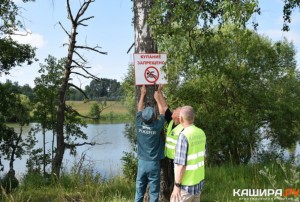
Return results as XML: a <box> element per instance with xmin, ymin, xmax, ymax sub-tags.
<box><xmin>170</xmin><ymin>106</ymin><xmax>206</xmax><ymax>202</ymax></box>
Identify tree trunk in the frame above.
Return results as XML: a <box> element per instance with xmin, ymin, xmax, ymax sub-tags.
<box><xmin>43</xmin><ymin>127</ymin><xmax>46</xmax><ymax>176</ymax></box>
<box><xmin>52</xmin><ymin>3</ymin><xmax>77</xmax><ymax>177</ymax></box>
<box><xmin>134</xmin><ymin>0</ymin><xmax>169</xmax><ymax>201</ymax></box>
<box><xmin>134</xmin><ymin>0</ymin><xmax>157</xmax><ymax>103</ymax></box>
<box><xmin>52</xmin><ymin>66</ymin><xmax>70</xmax><ymax>177</ymax></box>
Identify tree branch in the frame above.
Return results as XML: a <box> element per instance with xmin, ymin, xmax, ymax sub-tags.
<box><xmin>79</xmin><ymin>65</ymin><xmax>101</xmax><ymax>82</ymax></box>
<box><xmin>127</xmin><ymin>42</ymin><xmax>135</xmax><ymax>54</ymax></box>
<box><xmin>65</xmin><ymin>141</ymin><xmax>110</xmax><ymax>148</ymax></box>
<box><xmin>97</xmin><ymin>101</ymin><xmax>115</xmax><ymax>113</ymax></box>
<box><xmin>70</xmin><ymin>71</ymin><xmax>98</xmax><ymax>81</ymax></box>
<box><xmin>74</xmin><ymin>50</ymin><xmax>87</xmax><ymax>62</ymax></box>
<box><xmin>71</xmin><ymin>59</ymin><xmax>92</xmax><ymax>69</ymax></box>
<box><xmin>71</xmin><ymin>59</ymin><xmax>81</xmax><ymax>66</ymax></box>
<box><xmin>68</xmin><ymin>83</ymin><xmax>89</xmax><ymax>99</ymax></box>
<box><xmin>75</xmin><ymin>45</ymin><xmax>108</xmax><ymax>55</ymax></box>
<box><xmin>58</xmin><ymin>21</ymin><xmax>71</xmax><ymax>38</ymax></box>
<box><xmin>71</xmin><ymin>59</ymin><xmax>93</xmax><ymax>69</ymax></box>
<box><xmin>75</xmin><ymin>0</ymin><xmax>95</xmax><ymax>23</ymax></box>
<box><xmin>78</xmin><ymin>16</ymin><xmax>94</xmax><ymax>26</ymax></box>
<box><xmin>65</xmin><ymin>105</ymin><xmax>100</xmax><ymax>120</ymax></box>
<box><xmin>66</xmin><ymin>0</ymin><xmax>74</xmax><ymax>24</ymax></box>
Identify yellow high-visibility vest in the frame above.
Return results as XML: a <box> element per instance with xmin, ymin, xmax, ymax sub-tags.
<box><xmin>181</xmin><ymin>125</ymin><xmax>206</xmax><ymax>186</ymax></box>
<box><xmin>165</xmin><ymin>120</ymin><xmax>183</xmax><ymax>159</ymax></box>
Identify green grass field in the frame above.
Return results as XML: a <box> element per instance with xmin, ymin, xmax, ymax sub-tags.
<box><xmin>66</xmin><ymin>101</ymin><xmax>129</xmax><ymax>116</ymax></box>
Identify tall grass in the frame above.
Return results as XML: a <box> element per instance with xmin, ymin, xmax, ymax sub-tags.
<box><xmin>1</xmin><ymin>172</ymin><xmax>135</xmax><ymax>202</ymax></box>
<box><xmin>1</xmin><ymin>162</ymin><xmax>298</xmax><ymax>201</ymax></box>
<box><xmin>202</xmin><ymin>163</ymin><xmax>299</xmax><ymax>201</ymax></box>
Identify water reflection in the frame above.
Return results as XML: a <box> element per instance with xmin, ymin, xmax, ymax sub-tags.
<box><xmin>1</xmin><ymin>123</ymin><xmax>132</xmax><ymax>179</ymax></box>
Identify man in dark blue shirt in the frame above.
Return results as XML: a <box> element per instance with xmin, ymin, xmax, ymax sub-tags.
<box><xmin>135</xmin><ymin>85</ymin><xmax>165</xmax><ymax>202</ymax></box>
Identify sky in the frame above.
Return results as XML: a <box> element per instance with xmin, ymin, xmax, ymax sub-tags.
<box><xmin>1</xmin><ymin>0</ymin><xmax>300</xmax><ymax>87</ymax></box>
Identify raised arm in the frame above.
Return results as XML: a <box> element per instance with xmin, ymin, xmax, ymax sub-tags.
<box><xmin>154</xmin><ymin>84</ymin><xmax>166</xmax><ymax>115</ymax></box>
<box><xmin>138</xmin><ymin>85</ymin><xmax>146</xmax><ymax>112</ymax></box>
<box><xmin>155</xmin><ymin>84</ymin><xmax>168</xmax><ymax>113</ymax></box>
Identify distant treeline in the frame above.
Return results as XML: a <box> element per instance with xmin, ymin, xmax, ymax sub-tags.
<box><xmin>2</xmin><ymin>78</ymin><xmax>122</xmax><ymax>101</ymax></box>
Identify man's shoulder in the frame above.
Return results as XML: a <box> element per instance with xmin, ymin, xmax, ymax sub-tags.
<box><xmin>156</xmin><ymin>115</ymin><xmax>165</xmax><ymax>125</ymax></box>
<box><xmin>190</xmin><ymin>125</ymin><xmax>205</xmax><ymax>132</ymax></box>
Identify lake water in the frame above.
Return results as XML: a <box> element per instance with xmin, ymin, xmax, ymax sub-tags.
<box><xmin>1</xmin><ymin>123</ymin><xmax>132</xmax><ymax>179</ymax></box>
<box><xmin>2</xmin><ymin>123</ymin><xmax>299</xmax><ymax>180</ymax></box>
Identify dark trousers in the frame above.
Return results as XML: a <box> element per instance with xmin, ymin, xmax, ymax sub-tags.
<box><xmin>135</xmin><ymin>160</ymin><xmax>160</xmax><ymax>202</ymax></box>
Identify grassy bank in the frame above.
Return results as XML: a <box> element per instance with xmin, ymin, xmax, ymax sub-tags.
<box><xmin>1</xmin><ymin>174</ymin><xmax>135</xmax><ymax>202</ymax></box>
<box><xmin>2</xmin><ymin>162</ymin><xmax>299</xmax><ymax>201</ymax></box>
<box><xmin>202</xmin><ymin>163</ymin><xmax>299</xmax><ymax>201</ymax></box>
<box><xmin>66</xmin><ymin>101</ymin><xmax>131</xmax><ymax>123</ymax></box>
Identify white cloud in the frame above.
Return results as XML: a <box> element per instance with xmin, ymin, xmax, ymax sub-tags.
<box><xmin>10</xmin><ymin>31</ymin><xmax>47</xmax><ymax>48</ymax></box>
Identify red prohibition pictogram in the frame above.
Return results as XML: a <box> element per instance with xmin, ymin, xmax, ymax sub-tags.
<box><xmin>144</xmin><ymin>66</ymin><xmax>159</xmax><ymax>83</ymax></box>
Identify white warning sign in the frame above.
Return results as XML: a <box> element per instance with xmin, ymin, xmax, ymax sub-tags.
<box><xmin>134</xmin><ymin>53</ymin><xmax>168</xmax><ymax>85</ymax></box>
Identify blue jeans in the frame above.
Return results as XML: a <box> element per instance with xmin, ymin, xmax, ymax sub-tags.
<box><xmin>135</xmin><ymin>159</ymin><xmax>160</xmax><ymax>202</ymax></box>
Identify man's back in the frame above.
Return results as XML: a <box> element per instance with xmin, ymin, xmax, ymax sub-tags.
<box><xmin>136</xmin><ymin>111</ymin><xmax>165</xmax><ymax>161</ymax></box>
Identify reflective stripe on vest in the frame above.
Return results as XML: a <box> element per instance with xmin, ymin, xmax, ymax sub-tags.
<box><xmin>187</xmin><ymin>151</ymin><xmax>205</xmax><ymax>161</ymax></box>
<box><xmin>186</xmin><ymin>161</ymin><xmax>205</xmax><ymax>171</ymax></box>
<box><xmin>165</xmin><ymin>120</ymin><xmax>183</xmax><ymax>159</ymax></box>
<box><xmin>181</xmin><ymin>125</ymin><xmax>206</xmax><ymax>186</ymax></box>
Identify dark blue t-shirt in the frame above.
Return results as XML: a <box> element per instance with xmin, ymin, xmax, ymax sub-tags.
<box><xmin>136</xmin><ymin>111</ymin><xmax>165</xmax><ymax>161</ymax></box>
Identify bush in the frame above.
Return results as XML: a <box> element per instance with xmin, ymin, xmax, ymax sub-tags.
<box><xmin>121</xmin><ymin>151</ymin><xmax>137</xmax><ymax>182</ymax></box>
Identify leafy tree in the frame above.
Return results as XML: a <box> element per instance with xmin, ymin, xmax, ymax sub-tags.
<box><xmin>0</xmin><ymin>0</ymin><xmax>36</xmax><ymax>74</ymax></box>
<box><xmin>84</xmin><ymin>78</ymin><xmax>121</xmax><ymax>101</ymax></box>
<box><xmin>122</xmin><ymin>64</ymin><xmax>137</xmax><ymax>146</ymax></box>
<box><xmin>33</xmin><ymin>54</ymin><xmax>100</xmax><ymax>177</ymax></box>
<box><xmin>89</xmin><ymin>103</ymin><xmax>101</xmax><ymax>119</ymax></box>
<box><xmin>88</xmin><ymin>101</ymin><xmax>111</xmax><ymax>120</ymax></box>
<box><xmin>0</xmin><ymin>0</ymin><xmax>35</xmax><ymax>35</ymax></box>
<box><xmin>67</xmin><ymin>87</ymin><xmax>85</xmax><ymax>101</ymax></box>
<box><xmin>131</xmin><ymin>0</ymin><xmax>263</xmax><ymax>199</ymax></box>
<box><xmin>0</xmin><ymin>80</ymin><xmax>35</xmax><ymax>101</ymax></box>
<box><xmin>0</xmin><ymin>82</ymin><xmax>34</xmax><ymax>191</ymax></box>
<box><xmin>149</xmin><ymin>0</ymin><xmax>260</xmax><ymax>41</ymax></box>
<box><xmin>158</xmin><ymin>25</ymin><xmax>300</xmax><ymax>165</ymax></box>
<box><xmin>26</xmin><ymin>147</ymin><xmax>51</xmax><ymax>174</ymax></box>
<box><xmin>33</xmin><ymin>55</ymin><xmax>64</xmax><ymax>175</ymax></box>
<box><xmin>282</xmin><ymin>0</ymin><xmax>300</xmax><ymax>31</ymax></box>
<box><xmin>0</xmin><ymin>38</ymin><xmax>36</xmax><ymax>75</ymax></box>
<box><xmin>0</xmin><ymin>0</ymin><xmax>37</xmax><ymax>179</ymax></box>
<box><xmin>20</xmin><ymin>84</ymin><xmax>35</xmax><ymax>101</ymax></box>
